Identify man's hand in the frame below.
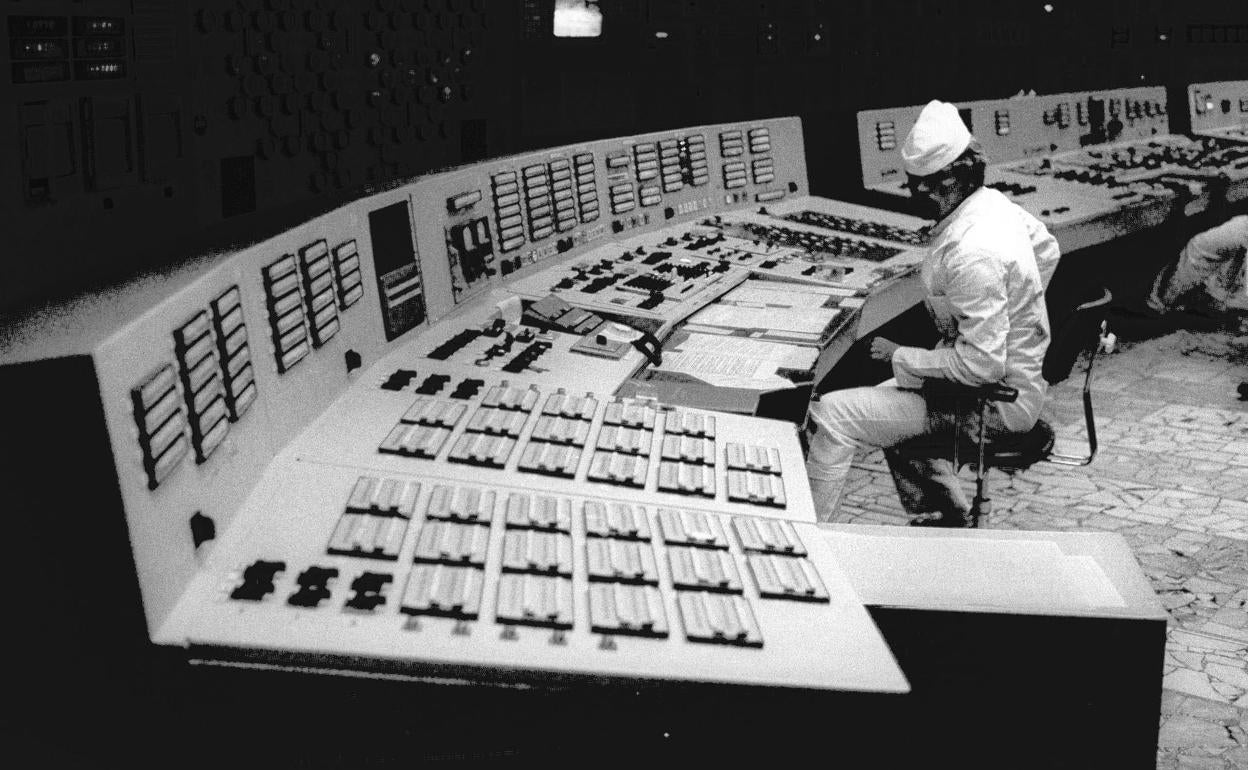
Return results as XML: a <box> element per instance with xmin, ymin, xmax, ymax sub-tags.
<box><xmin>870</xmin><ymin>337</ymin><xmax>900</xmax><ymax>362</ymax></box>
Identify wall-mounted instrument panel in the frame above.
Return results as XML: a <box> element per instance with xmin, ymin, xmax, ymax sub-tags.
<box><xmin>1</xmin><ymin>0</ymin><xmax>493</xmax><ymax>313</ymax></box>
<box><xmin>853</xmin><ymin>86</ymin><xmax>1248</xmax><ymax>249</ymax></box>
<box><xmin>857</xmin><ymin>86</ymin><xmax>1170</xmax><ymax>194</ymax></box>
<box><xmin>2</xmin><ymin>115</ymin><xmax>914</xmax><ymax>696</ymax></box>
<box><xmin>1188</xmin><ymin>80</ymin><xmax>1248</xmax><ymax>138</ymax></box>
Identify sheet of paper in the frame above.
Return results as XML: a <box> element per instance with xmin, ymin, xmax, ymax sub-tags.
<box><xmin>658</xmin><ymin>332</ymin><xmax>817</xmax><ymax>390</ymax></box>
<box><xmin>687</xmin><ymin>304</ymin><xmax>839</xmax><ymax>336</ymax></box>
<box><xmin>719</xmin><ymin>282</ymin><xmax>844</xmax><ymax>309</ymax></box>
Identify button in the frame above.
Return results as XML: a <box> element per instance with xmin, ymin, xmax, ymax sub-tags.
<box><xmin>140</xmin><ymin>386</ymin><xmax>181</xmax><ymax>435</ymax></box>
<box><xmin>148</xmin><ymin>433</ymin><xmax>189</xmax><ymax>488</ymax></box>
<box><xmin>676</xmin><ymin>592</ymin><xmax>763</xmax><ymax>647</ymax></box>
<box><xmin>657</xmin><ymin>508</ymin><xmax>728</xmax><ymax>549</ymax></box>
<box><xmin>447</xmin><ymin>189</ymin><xmax>482</xmax><ymax>212</ymax></box>
<box><xmin>746</xmin><ymin>555</ymin><xmax>829</xmax><ymax>603</ymax></box>
<box><xmin>501</xmin><ymin>530</ymin><xmax>573</xmax><ymax>576</ymax></box>
<box><xmin>656</xmin><ymin>461</ymin><xmax>716</xmax><ymax>497</ymax></box>
<box><xmin>328</xmin><ymin>513</ymin><xmax>408</xmax><ymax>560</ymax></box>
<box><xmin>724</xmin><ymin>442</ymin><xmax>782</xmax><ymax>473</ymax></box>
<box><xmin>195</xmin><ymin>414</ymin><xmax>230</xmax><ymax>462</ymax></box>
<box><xmin>602</xmin><ymin>399</ymin><xmax>656</xmax><ymax>428</ymax></box>
<box><xmin>344</xmin><ymin>572</ymin><xmax>393</xmax><ymax>613</ymax></box>
<box><xmin>586</xmin><ymin>451</ymin><xmax>648</xmax><ymax>488</ymax></box>
<box><xmin>586</xmin><ymin>538</ymin><xmax>658</xmax><ymax>584</ymax></box>
<box><xmin>345</xmin><ymin>475</ymin><xmax>380</xmax><ymax>512</ymax></box>
<box><xmin>494</xmin><ymin>574</ymin><xmax>574</xmax><ymax>629</ymax></box>
<box><xmin>402</xmin><ymin>397</ymin><xmax>468</xmax><ymax>428</ymax></box>
<box><xmin>725</xmin><ymin>470</ymin><xmax>786</xmax><ymax>507</ymax></box>
<box><xmin>596</xmin><ymin>425</ymin><xmax>654</xmax><ymax>455</ymax></box>
<box><xmin>664</xmin><ymin>410</ymin><xmax>716</xmax><ymax>438</ymax></box>
<box><xmin>425</xmin><ymin>484</ymin><xmax>497</xmax><ymax>524</ymax></box>
<box><xmin>582</xmin><ymin>500</ymin><xmax>652</xmax><ymax>540</ymax></box>
<box><xmin>447</xmin><ymin>432</ymin><xmax>516</xmax><ymax>468</ymax></box>
<box><xmin>412</xmin><ymin>521</ymin><xmax>490</xmax><ymax>566</ymax></box>
<box><xmin>517</xmin><ymin>441</ymin><xmax>581</xmax><ymax>477</ymax></box>
<box><xmin>174</xmin><ymin>311</ymin><xmax>212</xmax><ymax>352</ymax></box>
<box><xmin>732</xmin><ymin>517</ymin><xmax>805</xmax><ymax>556</ymax></box>
<box><xmin>378</xmin><ymin>423</ymin><xmax>452</xmax><ymax>459</ymax></box>
<box><xmin>505</xmin><ymin>493</ymin><xmax>572</xmax><ymax>532</ymax></box>
<box><xmin>465</xmin><ymin>406</ymin><xmax>529</xmax><ymax>437</ymax></box>
<box><xmin>661</xmin><ymin>434</ymin><xmax>715</xmax><ymax>464</ymax></box>
<box><xmin>588</xmin><ymin>583</ymin><xmax>668</xmax><ymax>638</ymax></box>
<box><xmin>668</xmin><ymin>546</ymin><xmax>743</xmax><ymax>593</ymax></box>
<box><xmin>401</xmin><ymin>564</ymin><xmax>484</xmax><ymax>619</ymax></box>
<box><xmin>529</xmin><ymin>415</ymin><xmax>591</xmax><ymax>445</ymax></box>
<box><xmin>542</xmin><ymin>391</ymin><xmax>598</xmax><ymax>420</ymax></box>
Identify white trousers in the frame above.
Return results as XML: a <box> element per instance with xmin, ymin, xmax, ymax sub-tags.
<box><xmin>804</xmin><ymin>382</ymin><xmax>1006</xmax><ymax>522</ymax></box>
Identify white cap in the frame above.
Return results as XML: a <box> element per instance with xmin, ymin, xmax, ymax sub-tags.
<box><xmin>901</xmin><ymin>100</ymin><xmax>972</xmax><ymax>177</ymax></box>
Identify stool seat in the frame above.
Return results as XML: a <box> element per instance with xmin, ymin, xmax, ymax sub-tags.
<box><xmin>979</xmin><ymin>419</ymin><xmax>1055</xmax><ymax>470</ymax></box>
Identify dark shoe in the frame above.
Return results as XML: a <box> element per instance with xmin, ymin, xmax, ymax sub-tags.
<box><xmin>909</xmin><ymin>509</ymin><xmax>976</xmax><ymax>528</ymax></box>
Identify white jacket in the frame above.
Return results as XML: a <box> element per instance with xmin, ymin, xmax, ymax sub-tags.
<box><xmin>891</xmin><ymin>187</ymin><xmax>1059</xmax><ymax>432</ymax></box>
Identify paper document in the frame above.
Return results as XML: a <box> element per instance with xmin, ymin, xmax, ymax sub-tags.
<box><xmin>719</xmin><ymin>282</ymin><xmax>848</xmax><ymax>308</ymax></box>
<box><xmin>658</xmin><ymin>332</ymin><xmax>817</xmax><ymax>390</ymax></box>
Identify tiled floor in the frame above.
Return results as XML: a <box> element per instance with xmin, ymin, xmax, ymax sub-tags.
<box><xmin>830</xmin><ymin>323</ymin><xmax>1248</xmax><ymax>768</ymax></box>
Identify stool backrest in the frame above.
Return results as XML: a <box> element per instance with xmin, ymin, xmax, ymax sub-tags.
<box><xmin>1042</xmin><ymin>287</ymin><xmax>1113</xmax><ymax>385</ymax></box>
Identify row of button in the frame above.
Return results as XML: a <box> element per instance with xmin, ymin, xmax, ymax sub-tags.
<box><xmin>297</xmin><ymin>240</ymin><xmax>341</xmax><ymax>348</ymax></box>
<box><xmin>547</xmin><ymin>158</ymin><xmax>578</xmax><ymax>235</ymax></box>
<box><xmin>262</xmin><ymin>252</ymin><xmax>312</xmax><ymax>373</ymax></box>
<box><xmin>632</xmin><ymin>142</ymin><xmax>660</xmax><ymax>183</ymax></box>
<box><xmin>719</xmin><ymin>129</ymin><xmax>745</xmax><ymax>158</ymax></box>
<box><xmin>609</xmin><ymin>180</ymin><xmax>636</xmax><ymax>216</ymax></box>
<box><xmin>781</xmin><ymin>210</ymin><xmax>929</xmax><ymax>246</ymax></box>
<box><xmin>131</xmin><ymin>364</ymin><xmax>190</xmax><ymax>490</ymax></box>
<box><xmin>734</xmin><ymin>221</ymin><xmax>906</xmax><ymax>263</ymax></box>
<box><xmin>874</xmin><ymin>120</ymin><xmax>897</xmax><ymax>152</ymax></box>
<box><xmin>522</xmin><ymin>163</ymin><xmax>555</xmax><ymax>242</ymax></box>
<box><xmin>572</xmin><ymin>153</ymin><xmax>600</xmax><ymax>224</ymax></box>
<box><xmin>491</xmin><ymin>170</ymin><xmax>525</xmax><ymax>253</ymax></box>
<box><xmin>657</xmin><ymin>138</ymin><xmax>683</xmax><ymax>193</ymax></box>
<box><xmin>173</xmin><ymin>308</ymin><xmax>231</xmax><ymax>465</ymax></box>
<box><xmin>675</xmin><ymin>134</ymin><xmax>709</xmax><ymax>189</ymax></box>
<box><xmin>723</xmin><ymin>159</ymin><xmax>748</xmax><ymax>189</ymax></box>
<box><xmin>752</xmin><ymin>157</ymin><xmax>774</xmax><ymax>185</ymax></box>
<box><xmin>747</xmin><ymin>127</ymin><xmax>771</xmax><ymax>155</ymax></box>
<box><xmin>331</xmin><ymin>239</ymin><xmax>365</xmax><ymax>309</ymax></box>
<box><xmin>327</xmin><ymin>497</ymin><xmax>810</xmax><ymax>569</ymax></box>
<box><xmin>210</xmin><ymin>286</ymin><xmax>260</xmax><ymax>424</ymax></box>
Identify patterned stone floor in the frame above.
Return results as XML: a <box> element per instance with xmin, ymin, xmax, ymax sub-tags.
<box><xmin>829</xmin><ymin>326</ymin><xmax>1248</xmax><ymax>768</ymax></box>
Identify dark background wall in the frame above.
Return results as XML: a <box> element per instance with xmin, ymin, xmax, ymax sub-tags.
<box><xmin>4</xmin><ymin>0</ymin><xmax>1248</xmax><ymax>318</ymax></box>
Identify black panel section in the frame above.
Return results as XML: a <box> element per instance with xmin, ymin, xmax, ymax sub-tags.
<box><xmin>2</xmin><ymin>0</ymin><xmax>494</xmax><ymax>316</ymax></box>
<box><xmin>867</xmin><ymin>606</ymin><xmax>1167</xmax><ymax>770</ymax></box>
<box><xmin>2</xmin><ymin>356</ymin><xmax>159</xmax><ymax>766</ymax></box>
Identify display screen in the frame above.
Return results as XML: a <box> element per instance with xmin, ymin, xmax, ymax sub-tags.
<box><xmin>368</xmin><ymin>201</ymin><xmax>417</xmax><ymax>277</ymax></box>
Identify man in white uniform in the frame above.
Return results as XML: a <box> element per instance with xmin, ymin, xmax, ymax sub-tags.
<box><xmin>805</xmin><ymin>100</ymin><xmax>1060</xmax><ymax>526</ymax></box>
<box><xmin>1146</xmin><ymin>216</ymin><xmax>1248</xmax><ymax>320</ymax></box>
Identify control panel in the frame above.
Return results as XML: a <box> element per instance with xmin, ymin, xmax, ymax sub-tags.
<box><xmin>166</xmin><ymin>458</ymin><xmax>905</xmax><ymax>692</ymax></box>
<box><xmin>2</xmin><ymin>114</ymin><xmax>920</xmax><ymax>695</ymax></box>
<box><xmin>858</xmin><ymin>86</ymin><xmax>1169</xmax><ymax>193</ymax></box>
<box><xmin>1188</xmin><ymin>80</ymin><xmax>1248</xmax><ymax>137</ymax></box>
<box><xmin>408</xmin><ymin>117</ymin><xmax>808</xmax><ymax>324</ymax></box>
<box><xmin>851</xmin><ymin>87</ymin><xmax>1248</xmax><ymax>249</ymax></box>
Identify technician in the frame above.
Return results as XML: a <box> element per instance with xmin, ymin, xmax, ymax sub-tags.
<box><xmin>1145</xmin><ymin>215</ymin><xmax>1248</xmax><ymax>322</ymax></box>
<box><xmin>804</xmin><ymin>100</ymin><xmax>1059</xmax><ymax>526</ymax></box>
